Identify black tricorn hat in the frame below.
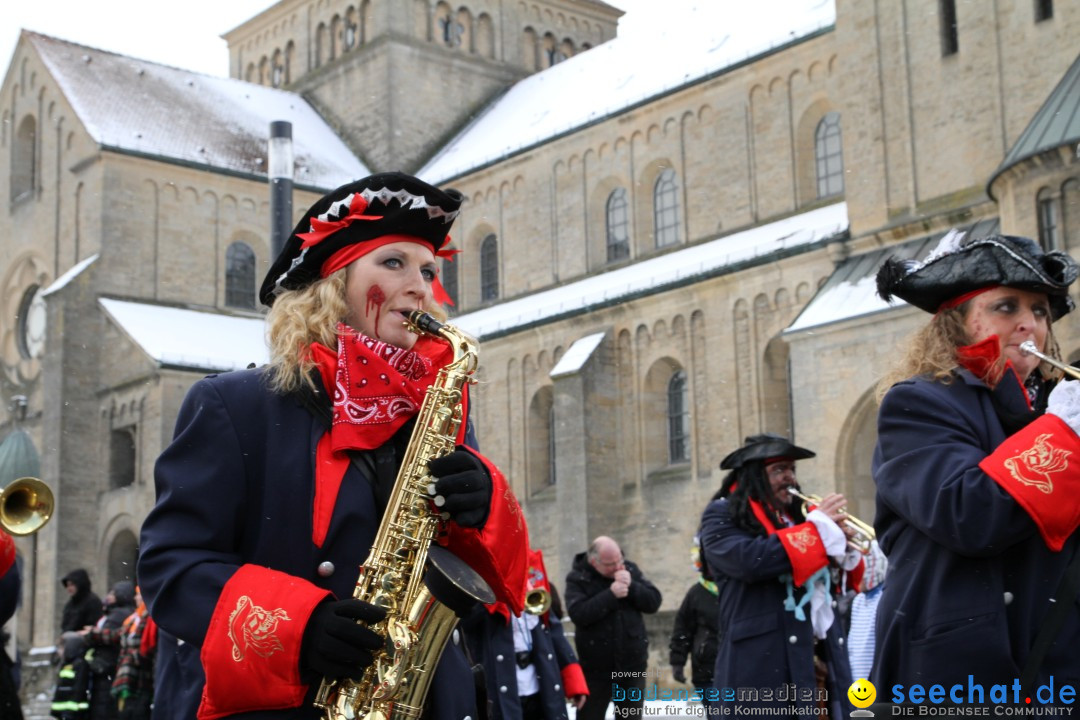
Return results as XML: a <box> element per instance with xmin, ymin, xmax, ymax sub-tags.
<box><xmin>260</xmin><ymin>171</ymin><xmax>463</xmax><ymax>306</ymax></box>
<box><xmin>719</xmin><ymin>433</ymin><xmax>815</xmax><ymax>471</ymax></box>
<box><xmin>876</xmin><ymin>232</ymin><xmax>1078</xmax><ymax>320</ymax></box>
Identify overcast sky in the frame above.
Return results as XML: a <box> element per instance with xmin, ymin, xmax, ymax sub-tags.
<box><xmin>2</xmin><ymin>0</ymin><xmax>662</xmax><ymax>79</ymax></box>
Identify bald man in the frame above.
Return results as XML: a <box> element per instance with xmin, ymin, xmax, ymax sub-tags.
<box><xmin>564</xmin><ymin>537</ymin><xmax>662</xmax><ymax>720</ymax></box>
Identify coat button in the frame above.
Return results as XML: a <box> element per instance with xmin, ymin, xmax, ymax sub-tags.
<box><xmin>831</xmin><ymin>600</ymin><xmax>838</xmax><ymax>608</ymax></box>
<box><xmin>554</xmin><ymin>684</ymin><xmax>561</xmax><ymax>692</ymax></box>
<box><xmin>317</xmin><ymin>561</ymin><xmax>335</xmax><ymax>577</ymax></box>
<box><xmin>1004</xmin><ymin>591</ymin><xmax>1014</xmax><ymax>605</ymax></box>
<box><xmin>499</xmin><ymin>686</ymin><xmax>508</xmax><ymax>693</ymax></box>
<box><xmin>838</xmin><ymin>637</ymin><xmax>845</xmax><ymax>646</ymax></box>
<box><xmin>547</xmin><ymin>653</ymin><xmax>554</xmax><ymax>660</ymax></box>
<box><xmin>496</xmin><ymin>654</ymin><xmax>504</xmax><ymax>662</ymax></box>
<box><xmin>788</xmin><ymin>635</ymin><xmax>798</xmax><ymax>644</ymax></box>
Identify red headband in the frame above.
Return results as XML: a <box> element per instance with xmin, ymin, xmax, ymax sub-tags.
<box><xmin>937</xmin><ymin>285</ymin><xmax>998</xmax><ymax>313</ymax></box>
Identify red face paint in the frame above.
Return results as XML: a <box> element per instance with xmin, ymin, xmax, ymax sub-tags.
<box><xmin>366</xmin><ymin>285</ymin><xmax>386</xmax><ymax>339</ymax></box>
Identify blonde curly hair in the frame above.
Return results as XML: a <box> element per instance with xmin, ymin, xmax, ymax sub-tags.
<box><xmin>876</xmin><ymin>301</ymin><xmax>1064</xmax><ymax>401</ymax></box>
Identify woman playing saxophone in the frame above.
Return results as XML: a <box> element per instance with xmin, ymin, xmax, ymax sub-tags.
<box><xmin>138</xmin><ymin>172</ymin><xmax>529</xmax><ymax>720</ymax></box>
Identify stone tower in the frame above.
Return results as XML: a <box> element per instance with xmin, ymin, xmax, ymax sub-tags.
<box><xmin>223</xmin><ymin>0</ymin><xmax>623</xmax><ymax>172</ymax></box>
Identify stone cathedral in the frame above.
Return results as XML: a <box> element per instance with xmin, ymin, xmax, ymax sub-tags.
<box><xmin>0</xmin><ymin>0</ymin><xmax>1078</xmax><ymax>682</ymax></box>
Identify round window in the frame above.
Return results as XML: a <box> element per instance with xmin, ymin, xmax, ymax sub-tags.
<box><xmin>16</xmin><ymin>285</ymin><xmax>46</xmax><ymax>360</ymax></box>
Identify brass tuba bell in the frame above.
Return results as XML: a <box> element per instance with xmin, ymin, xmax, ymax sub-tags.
<box><xmin>1</xmin><ymin>477</ymin><xmax>53</xmax><ymax>536</ymax></box>
<box><xmin>524</xmin><ymin>587</ymin><xmax>551</xmax><ymax>615</ymax></box>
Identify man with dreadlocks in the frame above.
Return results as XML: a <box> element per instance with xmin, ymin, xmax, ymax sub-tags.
<box><xmin>699</xmin><ymin>434</ymin><xmax>863</xmax><ymax>719</ymax></box>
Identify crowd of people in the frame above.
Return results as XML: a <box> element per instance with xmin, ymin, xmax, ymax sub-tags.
<box><xmin>5</xmin><ymin>172</ymin><xmax>1080</xmax><ymax>720</ymax></box>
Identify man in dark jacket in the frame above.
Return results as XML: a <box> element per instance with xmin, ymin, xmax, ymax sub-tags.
<box><xmin>60</xmin><ymin>570</ymin><xmax>102</xmax><ymax>635</ymax></box>
<box><xmin>564</xmin><ymin>536</ymin><xmax>661</xmax><ymax>720</ymax></box>
<box><xmin>668</xmin><ymin>539</ymin><xmax>718</xmax><ymax>696</ymax></box>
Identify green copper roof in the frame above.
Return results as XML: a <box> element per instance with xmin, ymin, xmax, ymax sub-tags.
<box><xmin>0</xmin><ymin>429</ymin><xmax>41</xmax><ymax>487</ymax></box>
<box><xmin>989</xmin><ymin>53</ymin><xmax>1080</xmax><ymax>198</ymax></box>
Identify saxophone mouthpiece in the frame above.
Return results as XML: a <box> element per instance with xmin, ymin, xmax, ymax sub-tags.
<box><xmin>407</xmin><ymin>311</ymin><xmax>444</xmax><ymax>336</ymax></box>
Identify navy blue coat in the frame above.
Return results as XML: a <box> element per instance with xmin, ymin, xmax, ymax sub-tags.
<box><xmin>872</xmin><ymin>370</ymin><xmax>1080</xmax><ymax>689</ymax></box>
<box><xmin>699</xmin><ymin>499</ymin><xmax>853</xmax><ymax>719</ymax></box>
<box><xmin>138</xmin><ymin>368</ymin><xmax>477</xmax><ymax>720</ymax></box>
<box><xmin>462</xmin><ymin>607</ymin><xmax>581</xmax><ymax>720</ymax></box>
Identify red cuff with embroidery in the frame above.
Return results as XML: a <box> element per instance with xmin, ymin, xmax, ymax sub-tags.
<box><xmin>439</xmin><ymin>447</ymin><xmax>529</xmax><ymax>615</ymax></box>
<box><xmin>0</xmin><ymin>533</ymin><xmax>15</xmax><ymax>578</ymax></box>
<box><xmin>196</xmin><ymin>565</ymin><xmax>332</xmax><ymax>720</ymax></box>
<box><xmin>979</xmin><ymin>413</ymin><xmax>1080</xmax><ymax>551</ymax></box>
<box><xmin>775</xmin><ymin>523</ymin><xmax>829</xmax><ymax>587</ymax></box>
<box><xmin>561</xmin><ymin>663</ymin><xmax>589</xmax><ymax>698</ymax></box>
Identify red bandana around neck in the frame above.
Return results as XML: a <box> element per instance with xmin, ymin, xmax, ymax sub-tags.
<box><xmin>322</xmin><ymin>323</ymin><xmax>453</xmax><ymax>451</ymax></box>
<box><xmin>307</xmin><ymin>323</ymin><xmax>456</xmax><ymax>546</ymax></box>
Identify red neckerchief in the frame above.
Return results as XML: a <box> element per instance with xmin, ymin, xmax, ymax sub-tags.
<box><xmin>307</xmin><ymin>323</ymin><xmax>454</xmax><ymax>546</ymax></box>
<box><xmin>322</xmin><ymin>323</ymin><xmax>453</xmax><ymax>451</ymax></box>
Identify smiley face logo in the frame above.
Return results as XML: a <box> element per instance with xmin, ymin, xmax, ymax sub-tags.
<box><xmin>848</xmin><ymin>678</ymin><xmax>876</xmax><ymax>709</ymax></box>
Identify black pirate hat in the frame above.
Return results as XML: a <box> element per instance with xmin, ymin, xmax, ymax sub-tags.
<box><xmin>876</xmin><ymin>232</ymin><xmax>1078</xmax><ymax>320</ymax></box>
<box><xmin>719</xmin><ymin>433</ymin><xmax>815</xmax><ymax>471</ymax></box>
<box><xmin>260</xmin><ymin>172</ymin><xmax>463</xmax><ymax>306</ymax></box>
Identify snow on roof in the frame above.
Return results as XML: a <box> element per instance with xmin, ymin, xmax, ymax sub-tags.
<box><xmin>99</xmin><ymin>298</ymin><xmax>268</xmax><ymax>372</ymax></box>
<box><xmin>452</xmin><ymin>201</ymin><xmax>848</xmax><ymax>339</ymax></box>
<box><xmin>420</xmin><ymin>0</ymin><xmax>835</xmax><ymax>183</ymax></box>
<box><xmin>26</xmin><ymin>32</ymin><xmax>368</xmax><ymax>190</ymax></box>
<box><xmin>42</xmin><ymin>254</ymin><xmax>98</xmax><ymax>297</ymax></box>
<box><xmin>550</xmin><ymin>332</ymin><xmax>606</xmax><ymax>378</ymax></box>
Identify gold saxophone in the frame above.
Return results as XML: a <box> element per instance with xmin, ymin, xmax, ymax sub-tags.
<box><xmin>314</xmin><ymin>311</ymin><xmax>495</xmax><ymax>720</ymax></box>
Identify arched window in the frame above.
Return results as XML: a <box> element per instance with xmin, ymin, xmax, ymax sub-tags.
<box><xmin>940</xmin><ymin>0</ymin><xmax>959</xmax><ymax>55</ymax></box>
<box><xmin>527</xmin><ymin>387</ymin><xmax>556</xmax><ymax>493</ymax></box>
<box><xmin>11</xmin><ymin>115</ymin><xmax>36</xmax><ymax>202</ymax></box>
<box><xmin>344</xmin><ymin>7</ymin><xmax>359</xmax><ymax>50</ymax></box>
<box><xmin>606</xmin><ymin>188</ymin><xmax>630</xmax><ymax>262</ymax></box>
<box><xmin>225</xmin><ymin>242</ymin><xmax>257</xmax><ymax>310</ymax></box>
<box><xmin>331</xmin><ymin>15</ymin><xmax>343</xmax><ymax>59</ymax></box>
<box><xmin>654</xmin><ymin>169</ymin><xmax>680</xmax><ymax>247</ymax></box>
<box><xmin>316</xmin><ymin>23</ymin><xmax>329</xmax><ymax>66</ymax></box>
<box><xmin>258</xmin><ymin>56</ymin><xmax>270</xmax><ymax>85</ymax></box>
<box><xmin>480</xmin><ymin>234</ymin><xmax>498</xmax><ymax>302</ymax></box>
<box><xmin>245</xmin><ymin>62</ymin><xmax>256</xmax><ymax>81</ymax></box>
<box><xmin>542</xmin><ymin>33</ymin><xmax>557</xmax><ymax>68</ymax></box>
<box><xmin>441</xmin><ymin>257</ymin><xmax>458</xmax><ymax>306</ymax></box>
<box><xmin>109</xmin><ymin>427</ymin><xmax>137</xmax><ymax>490</ymax></box>
<box><xmin>271</xmin><ymin>49</ymin><xmax>285</xmax><ymax>87</ymax></box>
<box><xmin>1035</xmin><ymin>0</ymin><xmax>1053</xmax><ymax>21</ymax></box>
<box><xmin>436</xmin><ymin>3</ymin><xmax>463</xmax><ymax>47</ymax></box>
<box><xmin>815</xmin><ymin>112</ymin><xmax>844</xmax><ymax>198</ymax></box>
<box><xmin>285</xmin><ymin>41</ymin><xmax>296</xmax><ymax>84</ymax></box>
<box><xmin>1038</xmin><ymin>188</ymin><xmax>1062</xmax><ymax>251</ymax></box>
<box><xmin>667</xmin><ymin>370</ymin><xmax>690</xmax><ymax>463</ymax></box>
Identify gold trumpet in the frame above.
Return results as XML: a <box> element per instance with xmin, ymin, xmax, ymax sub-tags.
<box><xmin>524</xmin><ymin>587</ymin><xmax>551</xmax><ymax>615</ymax></box>
<box><xmin>787</xmin><ymin>488</ymin><xmax>875</xmax><ymax>555</ymax></box>
<box><xmin>0</xmin><ymin>477</ymin><xmax>53</xmax><ymax>536</ymax></box>
<box><xmin>1019</xmin><ymin>341</ymin><xmax>1080</xmax><ymax>381</ymax></box>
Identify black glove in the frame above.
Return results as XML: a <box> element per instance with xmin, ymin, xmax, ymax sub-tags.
<box><xmin>300</xmin><ymin>599</ymin><xmax>386</xmax><ymax>680</ymax></box>
<box><xmin>671</xmin><ymin>666</ymin><xmax>686</xmax><ymax>684</ymax></box>
<box><xmin>427</xmin><ymin>448</ymin><xmax>492</xmax><ymax>529</ymax></box>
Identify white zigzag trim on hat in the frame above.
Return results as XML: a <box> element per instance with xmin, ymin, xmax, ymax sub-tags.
<box><xmin>905</xmin><ymin>232</ymin><xmax>1054</xmax><ymax>284</ymax></box>
<box><xmin>313</xmin><ymin>187</ymin><xmax>460</xmax><ymax>228</ymax></box>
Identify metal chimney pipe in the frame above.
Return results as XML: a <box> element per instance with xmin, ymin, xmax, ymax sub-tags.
<box><xmin>268</xmin><ymin>121</ymin><xmax>294</xmax><ymax>259</ymax></box>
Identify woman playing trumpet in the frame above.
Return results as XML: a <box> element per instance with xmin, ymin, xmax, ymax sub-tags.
<box><xmin>873</xmin><ymin>232</ymin><xmax>1080</xmax><ymax>691</ymax></box>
